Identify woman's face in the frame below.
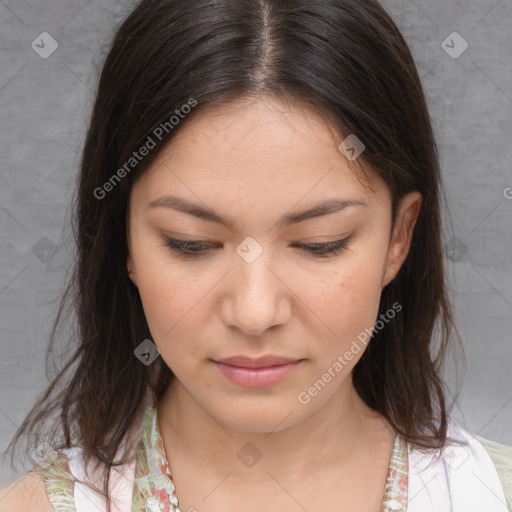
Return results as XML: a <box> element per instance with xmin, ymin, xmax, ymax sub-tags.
<box><xmin>127</xmin><ymin>96</ymin><xmax>421</xmax><ymax>433</ymax></box>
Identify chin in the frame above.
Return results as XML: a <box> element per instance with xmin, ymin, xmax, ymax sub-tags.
<box><xmin>222</xmin><ymin>416</ymin><xmax>289</xmax><ymax>435</ymax></box>
<box><xmin>208</xmin><ymin>398</ymin><xmax>301</xmax><ymax>434</ymax></box>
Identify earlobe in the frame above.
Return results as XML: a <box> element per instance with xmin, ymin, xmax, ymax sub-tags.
<box><xmin>382</xmin><ymin>191</ymin><xmax>422</xmax><ymax>288</ymax></box>
<box><xmin>127</xmin><ymin>254</ymin><xmax>138</xmax><ymax>287</ymax></box>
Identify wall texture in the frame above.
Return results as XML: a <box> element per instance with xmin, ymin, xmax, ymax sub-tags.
<box><xmin>1</xmin><ymin>0</ymin><xmax>511</xmax><ymax>487</ymax></box>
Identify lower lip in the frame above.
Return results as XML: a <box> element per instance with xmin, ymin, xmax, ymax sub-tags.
<box><xmin>212</xmin><ymin>360</ymin><xmax>301</xmax><ymax>388</ymax></box>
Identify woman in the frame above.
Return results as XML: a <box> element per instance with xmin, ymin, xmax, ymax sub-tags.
<box><xmin>2</xmin><ymin>0</ymin><xmax>511</xmax><ymax>511</ymax></box>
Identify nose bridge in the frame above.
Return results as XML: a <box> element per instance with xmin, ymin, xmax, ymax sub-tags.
<box><xmin>236</xmin><ymin>237</ymin><xmax>273</xmax><ymax>294</ymax></box>
<box><xmin>226</xmin><ymin>236</ymin><xmax>289</xmax><ymax>335</ymax></box>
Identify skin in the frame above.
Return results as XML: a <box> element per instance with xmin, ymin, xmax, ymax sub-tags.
<box><xmin>126</xmin><ymin>95</ymin><xmax>422</xmax><ymax>511</ymax></box>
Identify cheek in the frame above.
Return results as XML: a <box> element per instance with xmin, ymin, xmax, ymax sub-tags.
<box><xmin>138</xmin><ymin>271</ymin><xmax>202</xmax><ymax>342</ymax></box>
<box><xmin>131</xmin><ymin>229</ymin><xmax>198</xmax><ymax>333</ymax></box>
<box><xmin>136</xmin><ymin>274</ymin><xmax>203</xmax><ymax>376</ymax></box>
<box><xmin>134</xmin><ymin>253</ymin><xmax>217</xmax><ymax>371</ymax></box>
<box><xmin>299</xmin><ymin>255</ymin><xmax>385</xmax><ymax>350</ymax></box>
<box><xmin>131</xmin><ymin>243</ymin><xmax>189</xmax><ymax>340</ymax></box>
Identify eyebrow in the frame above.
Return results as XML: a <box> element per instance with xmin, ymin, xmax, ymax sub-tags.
<box><xmin>147</xmin><ymin>195</ymin><xmax>367</xmax><ymax>229</ymax></box>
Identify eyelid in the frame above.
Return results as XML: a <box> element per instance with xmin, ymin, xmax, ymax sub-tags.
<box><xmin>160</xmin><ymin>235</ymin><xmax>353</xmax><ymax>258</ymax></box>
<box><xmin>161</xmin><ymin>235</ymin><xmax>349</xmax><ymax>246</ymax></box>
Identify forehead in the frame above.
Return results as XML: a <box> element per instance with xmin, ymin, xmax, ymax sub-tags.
<box><xmin>154</xmin><ymin>96</ymin><xmax>343</xmax><ymax>169</ymax></box>
<box><xmin>131</xmin><ymin>96</ymin><xmax>388</xmax><ymax>215</ymax></box>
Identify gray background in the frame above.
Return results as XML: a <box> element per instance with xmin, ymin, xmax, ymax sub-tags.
<box><xmin>1</xmin><ymin>0</ymin><xmax>511</xmax><ymax>488</ymax></box>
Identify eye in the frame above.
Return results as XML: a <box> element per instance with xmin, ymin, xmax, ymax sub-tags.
<box><xmin>292</xmin><ymin>237</ymin><xmax>352</xmax><ymax>258</ymax></box>
<box><xmin>161</xmin><ymin>236</ymin><xmax>353</xmax><ymax>259</ymax></box>
<box><xmin>162</xmin><ymin>236</ymin><xmax>219</xmax><ymax>257</ymax></box>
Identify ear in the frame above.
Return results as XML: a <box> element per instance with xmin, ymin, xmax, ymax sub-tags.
<box><xmin>381</xmin><ymin>191</ymin><xmax>422</xmax><ymax>288</ymax></box>
<box><xmin>127</xmin><ymin>252</ymin><xmax>138</xmax><ymax>288</ymax></box>
<box><xmin>126</xmin><ymin>220</ymin><xmax>138</xmax><ymax>288</ymax></box>
<box><xmin>125</xmin><ymin>200</ymin><xmax>137</xmax><ymax>286</ymax></box>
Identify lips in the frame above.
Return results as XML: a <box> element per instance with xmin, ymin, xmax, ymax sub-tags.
<box><xmin>211</xmin><ymin>355</ymin><xmax>303</xmax><ymax>388</ymax></box>
<box><xmin>214</xmin><ymin>355</ymin><xmax>300</xmax><ymax>368</ymax></box>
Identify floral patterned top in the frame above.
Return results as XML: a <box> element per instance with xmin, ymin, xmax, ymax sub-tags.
<box><xmin>39</xmin><ymin>406</ymin><xmax>409</xmax><ymax>511</ymax></box>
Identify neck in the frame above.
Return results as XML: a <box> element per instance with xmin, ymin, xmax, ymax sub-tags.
<box><xmin>156</xmin><ymin>374</ymin><xmax>392</xmax><ymax>485</ymax></box>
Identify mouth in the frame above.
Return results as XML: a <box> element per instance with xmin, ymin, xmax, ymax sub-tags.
<box><xmin>211</xmin><ymin>357</ymin><xmax>304</xmax><ymax>388</ymax></box>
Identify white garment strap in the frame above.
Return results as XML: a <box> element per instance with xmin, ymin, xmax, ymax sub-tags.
<box><xmin>64</xmin><ymin>447</ymin><xmax>137</xmax><ymax>512</ymax></box>
<box><xmin>407</xmin><ymin>424</ymin><xmax>508</xmax><ymax>512</ymax></box>
<box><xmin>63</xmin><ymin>395</ymin><xmax>154</xmax><ymax>512</ymax></box>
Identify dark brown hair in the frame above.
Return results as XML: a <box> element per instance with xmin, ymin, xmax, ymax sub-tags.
<box><xmin>4</xmin><ymin>0</ymin><xmax>466</xmax><ymax>508</ymax></box>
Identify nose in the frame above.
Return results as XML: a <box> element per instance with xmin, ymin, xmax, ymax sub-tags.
<box><xmin>221</xmin><ymin>241</ymin><xmax>292</xmax><ymax>336</ymax></box>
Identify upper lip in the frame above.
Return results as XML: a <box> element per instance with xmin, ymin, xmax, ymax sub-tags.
<box><xmin>214</xmin><ymin>355</ymin><xmax>301</xmax><ymax>368</ymax></box>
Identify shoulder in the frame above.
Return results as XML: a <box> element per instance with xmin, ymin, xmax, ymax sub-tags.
<box><xmin>1</xmin><ymin>448</ymin><xmax>78</xmax><ymax>512</ymax></box>
<box><xmin>0</xmin><ymin>470</ymin><xmax>54</xmax><ymax>512</ymax></box>
<box><xmin>475</xmin><ymin>434</ymin><xmax>512</xmax><ymax>505</ymax></box>
<box><xmin>407</xmin><ymin>426</ymin><xmax>512</xmax><ymax>511</ymax></box>
<box><xmin>475</xmin><ymin>434</ymin><xmax>512</xmax><ymax>460</ymax></box>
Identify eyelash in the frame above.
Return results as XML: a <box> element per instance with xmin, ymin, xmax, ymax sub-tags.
<box><xmin>161</xmin><ymin>236</ymin><xmax>352</xmax><ymax>259</ymax></box>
